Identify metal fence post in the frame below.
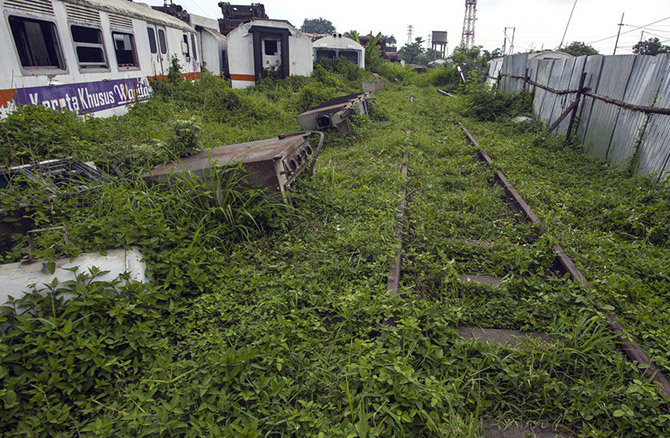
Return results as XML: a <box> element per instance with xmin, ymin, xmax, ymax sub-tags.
<box><xmin>566</xmin><ymin>72</ymin><xmax>587</xmax><ymax>145</ymax></box>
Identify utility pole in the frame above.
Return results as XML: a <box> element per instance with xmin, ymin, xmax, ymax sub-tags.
<box><xmin>559</xmin><ymin>0</ymin><xmax>579</xmax><ymax>49</ymax></box>
<box><xmin>461</xmin><ymin>0</ymin><xmax>477</xmax><ymax>48</ymax></box>
<box><xmin>613</xmin><ymin>13</ymin><xmax>625</xmax><ymax>55</ymax></box>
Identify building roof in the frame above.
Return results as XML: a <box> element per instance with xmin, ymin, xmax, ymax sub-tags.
<box><xmin>313</xmin><ymin>35</ymin><xmax>364</xmax><ymax>52</ymax></box>
<box><xmin>227</xmin><ymin>19</ymin><xmax>302</xmax><ymax>37</ymax></box>
<box><xmin>200</xmin><ymin>27</ymin><xmax>227</xmax><ymax>41</ymax></box>
<box><xmin>528</xmin><ymin>51</ymin><xmax>573</xmax><ymax>60</ymax></box>
<box><xmin>62</xmin><ymin>0</ymin><xmax>195</xmax><ymax>32</ymax></box>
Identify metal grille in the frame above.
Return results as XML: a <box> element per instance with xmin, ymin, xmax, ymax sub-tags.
<box><xmin>4</xmin><ymin>0</ymin><xmax>54</xmax><ymax>15</ymax></box>
<box><xmin>66</xmin><ymin>3</ymin><xmax>101</xmax><ymax>26</ymax></box>
<box><xmin>108</xmin><ymin>13</ymin><xmax>133</xmax><ymax>30</ymax></box>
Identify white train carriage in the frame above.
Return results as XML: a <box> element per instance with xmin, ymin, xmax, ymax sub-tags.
<box><xmin>0</xmin><ymin>0</ymin><xmax>202</xmax><ymax>118</ymax></box>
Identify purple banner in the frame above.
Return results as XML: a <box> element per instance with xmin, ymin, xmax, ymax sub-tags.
<box><xmin>9</xmin><ymin>77</ymin><xmax>152</xmax><ymax>115</ymax></box>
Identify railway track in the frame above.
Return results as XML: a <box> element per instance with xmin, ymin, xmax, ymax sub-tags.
<box><xmin>382</xmin><ymin>94</ymin><xmax>668</xmax><ymax>434</ymax></box>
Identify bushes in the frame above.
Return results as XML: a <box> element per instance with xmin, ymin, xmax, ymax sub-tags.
<box><xmin>413</xmin><ymin>66</ymin><xmax>462</xmax><ymax>90</ymax></box>
<box><xmin>462</xmin><ymin>88</ymin><xmax>534</xmax><ymax>122</ymax></box>
<box><xmin>0</xmin><ymin>106</ymin><xmax>103</xmax><ymax>166</ymax></box>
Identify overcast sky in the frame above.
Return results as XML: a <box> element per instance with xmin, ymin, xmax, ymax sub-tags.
<box><xmin>145</xmin><ymin>0</ymin><xmax>670</xmax><ymax>55</ymax></box>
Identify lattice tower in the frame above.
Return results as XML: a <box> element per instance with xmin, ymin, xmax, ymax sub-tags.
<box><xmin>461</xmin><ymin>0</ymin><xmax>477</xmax><ymax>48</ymax></box>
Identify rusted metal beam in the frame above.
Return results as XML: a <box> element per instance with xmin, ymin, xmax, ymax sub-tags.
<box><xmin>544</xmin><ymin>99</ymin><xmax>579</xmax><ymax>136</ymax></box>
<box><xmin>500</xmin><ymin>73</ymin><xmax>579</xmax><ymax>95</ymax></box>
<box><xmin>566</xmin><ymin>72</ymin><xmax>588</xmax><ymax>145</ymax></box>
<box><xmin>387</xmin><ymin>156</ymin><xmax>408</xmax><ymax>296</ymax></box>
<box><xmin>499</xmin><ymin>73</ymin><xmax>670</xmax><ymax>115</ymax></box>
<box><xmin>458</xmin><ymin>122</ymin><xmax>670</xmax><ymax>398</ymax></box>
<box><xmin>584</xmin><ymin>90</ymin><xmax>670</xmax><ymax>116</ymax></box>
<box><xmin>494</xmin><ymin>170</ymin><xmax>543</xmax><ymax>229</ymax></box>
<box><xmin>533</xmin><ymin>98</ymin><xmax>580</xmax><ymax>146</ymax></box>
<box><xmin>459</xmin><ymin>122</ymin><xmax>544</xmax><ymax>238</ymax></box>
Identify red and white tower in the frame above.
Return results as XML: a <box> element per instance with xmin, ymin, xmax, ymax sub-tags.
<box><xmin>461</xmin><ymin>0</ymin><xmax>477</xmax><ymax>48</ymax></box>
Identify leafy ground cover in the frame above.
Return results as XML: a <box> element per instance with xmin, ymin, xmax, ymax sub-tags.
<box><xmin>0</xmin><ymin>67</ymin><xmax>668</xmax><ymax>436</ymax></box>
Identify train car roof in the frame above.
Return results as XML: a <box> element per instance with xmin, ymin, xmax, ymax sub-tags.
<box><xmin>62</xmin><ymin>0</ymin><xmax>196</xmax><ymax>33</ymax></box>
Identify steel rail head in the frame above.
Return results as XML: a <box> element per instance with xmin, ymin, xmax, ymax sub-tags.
<box><xmin>457</xmin><ymin>123</ymin><xmax>670</xmax><ymax>399</ymax></box>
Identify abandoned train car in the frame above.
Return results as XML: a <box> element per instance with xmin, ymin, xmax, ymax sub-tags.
<box><xmin>313</xmin><ymin>35</ymin><xmax>365</xmax><ymax>69</ymax></box>
<box><xmin>0</xmin><ymin>0</ymin><xmax>201</xmax><ymax>118</ymax></box>
<box><xmin>225</xmin><ymin>19</ymin><xmax>313</xmax><ymax>89</ymax></box>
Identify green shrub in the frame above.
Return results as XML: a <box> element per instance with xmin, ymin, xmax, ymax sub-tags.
<box><xmin>462</xmin><ymin>88</ymin><xmax>533</xmax><ymax>122</ymax></box>
<box><xmin>0</xmin><ymin>106</ymin><xmax>102</xmax><ymax>166</ymax></box>
<box><xmin>167</xmin><ymin>116</ymin><xmax>201</xmax><ymax>158</ymax></box>
<box><xmin>414</xmin><ymin>65</ymin><xmax>462</xmax><ymax>90</ymax></box>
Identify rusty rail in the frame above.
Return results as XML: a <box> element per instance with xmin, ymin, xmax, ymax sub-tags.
<box><xmin>458</xmin><ymin>122</ymin><xmax>670</xmax><ymax>398</ymax></box>
<box><xmin>386</xmin><ymin>156</ymin><xmax>408</xmax><ymax>297</ymax></box>
<box><xmin>459</xmin><ymin>122</ymin><xmax>545</xmax><ymax>240</ymax></box>
<box><xmin>384</xmin><ymin>99</ymin><xmax>414</xmax><ymax>330</ymax></box>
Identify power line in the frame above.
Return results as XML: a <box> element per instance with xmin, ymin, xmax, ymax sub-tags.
<box><xmin>184</xmin><ymin>0</ymin><xmax>209</xmax><ymax>16</ymax></box>
<box><xmin>623</xmin><ymin>26</ymin><xmax>670</xmax><ymax>33</ymax></box>
<box><xmin>588</xmin><ymin>15</ymin><xmax>670</xmax><ymax>44</ymax></box>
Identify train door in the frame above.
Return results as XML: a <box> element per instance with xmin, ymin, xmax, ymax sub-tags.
<box><xmin>147</xmin><ymin>24</ymin><xmax>169</xmax><ymax>78</ymax></box>
<box><xmin>262</xmin><ymin>37</ymin><xmax>281</xmax><ymax>77</ymax></box>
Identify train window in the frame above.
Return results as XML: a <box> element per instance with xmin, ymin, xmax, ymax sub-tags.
<box><xmin>112</xmin><ymin>31</ymin><xmax>138</xmax><ymax>68</ymax></box>
<box><xmin>190</xmin><ymin>34</ymin><xmax>197</xmax><ymax>61</ymax></box>
<box><xmin>71</xmin><ymin>25</ymin><xmax>107</xmax><ymax>70</ymax></box>
<box><xmin>158</xmin><ymin>29</ymin><xmax>167</xmax><ymax>54</ymax></box>
<box><xmin>8</xmin><ymin>16</ymin><xmax>65</xmax><ymax>71</ymax></box>
<box><xmin>147</xmin><ymin>27</ymin><xmax>157</xmax><ymax>54</ymax></box>
<box><xmin>265</xmin><ymin>40</ymin><xmax>278</xmax><ymax>56</ymax></box>
<box><xmin>181</xmin><ymin>34</ymin><xmax>190</xmax><ymax>59</ymax></box>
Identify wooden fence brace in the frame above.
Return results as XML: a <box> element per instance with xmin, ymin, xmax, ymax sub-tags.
<box><xmin>499</xmin><ymin>73</ymin><xmax>670</xmax><ymax>116</ymax></box>
<box><xmin>533</xmin><ymin>99</ymin><xmax>579</xmax><ymax>146</ymax></box>
<box><xmin>566</xmin><ymin>72</ymin><xmax>588</xmax><ymax>145</ymax></box>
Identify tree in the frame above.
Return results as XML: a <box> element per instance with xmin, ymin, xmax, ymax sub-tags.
<box><xmin>481</xmin><ymin>48</ymin><xmax>503</xmax><ymax>62</ymax></box>
<box><xmin>560</xmin><ymin>41</ymin><xmax>599</xmax><ymax>57</ymax></box>
<box><xmin>399</xmin><ymin>37</ymin><xmax>429</xmax><ymax>65</ymax></box>
<box><xmin>633</xmin><ymin>37</ymin><xmax>670</xmax><ymax>56</ymax></box>
<box><xmin>381</xmin><ymin>34</ymin><xmax>397</xmax><ymax>45</ymax></box>
<box><xmin>348</xmin><ymin>31</ymin><xmax>385</xmax><ymax>70</ymax></box>
<box><xmin>300</xmin><ymin>18</ymin><xmax>336</xmax><ymax>34</ymax></box>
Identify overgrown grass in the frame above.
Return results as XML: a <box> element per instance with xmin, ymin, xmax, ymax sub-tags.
<box><xmin>0</xmin><ymin>67</ymin><xmax>668</xmax><ymax>436</ymax></box>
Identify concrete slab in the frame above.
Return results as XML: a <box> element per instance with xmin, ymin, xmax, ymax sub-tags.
<box><xmin>0</xmin><ymin>248</ymin><xmax>150</xmax><ymax>308</ymax></box>
<box><xmin>458</xmin><ymin>328</ymin><xmax>550</xmax><ymax>347</ymax></box>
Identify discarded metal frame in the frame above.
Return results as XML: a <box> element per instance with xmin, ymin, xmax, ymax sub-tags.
<box><xmin>296</xmin><ymin>92</ymin><xmax>375</xmax><ymax>134</ymax></box>
<box><xmin>144</xmin><ymin>131</ymin><xmax>324</xmax><ymax>201</ymax></box>
<box><xmin>0</xmin><ymin>158</ymin><xmax>111</xmax><ymax>194</ymax></box>
<box><xmin>458</xmin><ymin>122</ymin><xmax>670</xmax><ymax>398</ymax></box>
<box><xmin>0</xmin><ymin>159</ymin><xmax>111</xmax><ymax>239</ymax></box>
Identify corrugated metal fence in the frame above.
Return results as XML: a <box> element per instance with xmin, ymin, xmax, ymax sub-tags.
<box><xmin>489</xmin><ymin>54</ymin><xmax>670</xmax><ymax>181</ymax></box>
